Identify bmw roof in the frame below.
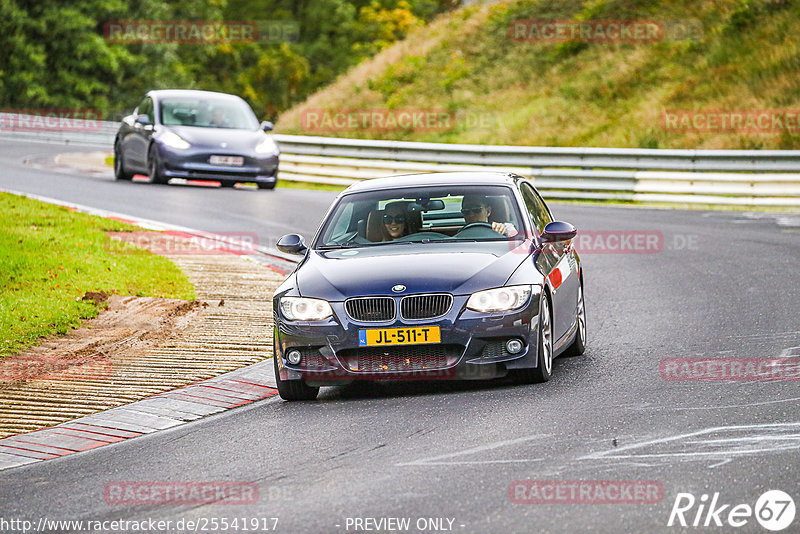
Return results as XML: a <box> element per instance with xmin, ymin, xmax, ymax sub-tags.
<box><xmin>342</xmin><ymin>171</ymin><xmax>523</xmax><ymax>194</ymax></box>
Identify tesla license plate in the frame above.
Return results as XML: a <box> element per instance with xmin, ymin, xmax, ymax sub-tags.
<box><xmin>209</xmin><ymin>155</ymin><xmax>244</xmax><ymax>166</ymax></box>
<box><xmin>359</xmin><ymin>326</ymin><xmax>441</xmax><ymax>346</ymax></box>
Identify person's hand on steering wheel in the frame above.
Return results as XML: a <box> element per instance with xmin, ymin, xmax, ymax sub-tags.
<box><xmin>491</xmin><ymin>221</ymin><xmax>518</xmax><ymax>237</ymax></box>
<box><xmin>491</xmin><ymin>221</ymin><xmax>509</xmax><ymax>236</ymax></box>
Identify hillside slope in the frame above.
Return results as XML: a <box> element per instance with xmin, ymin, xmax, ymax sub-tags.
<box><xmin>276</xmin><ymin>0</ymin><xmax>800</xmax><ymax>149</ymax></box>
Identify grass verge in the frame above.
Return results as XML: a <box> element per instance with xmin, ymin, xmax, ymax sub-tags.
<box><xmin>276</xmin><ymin>179</ymin><xmax>348</xmax><ymax>192</ymax></box>
<box><xmin>0</xmin><ymin>192</ymin><xmax>196</xmax><ymax>357</ymax></box>
<box><xmin>277</xmin><ymin>0</ymin><xmax>800</xmax><ymax>150</ymax></box>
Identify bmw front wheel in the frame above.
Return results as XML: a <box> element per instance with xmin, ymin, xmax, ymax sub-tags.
<box><xmin>273</xmin><ymin>352</ymin><xmax>319</xmax><ymax>401</ymax></box>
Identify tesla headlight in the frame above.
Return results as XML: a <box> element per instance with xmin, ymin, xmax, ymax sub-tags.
<box><xmin>280</xmin><ymin>297</ymin><xmax>333</xmax><ymax>321</ymax></box>
<box><xmin>255</xmin><ymin>136</ymin><xmax>277</xmax><ymax>154</ymax></box>
<box><xmin>466</xmin><ymin>285</ymin><xmax>534</xmax><ymax>313</ymax></box>
<box><xmin>160</xmin><ymin>131</ymin><xmax>190</xmax><ymax>149</ymax></box>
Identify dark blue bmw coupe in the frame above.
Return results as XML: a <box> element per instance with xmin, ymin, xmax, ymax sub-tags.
<box><xmin>273</xmin><ymin>172</ymin><xmax>586</xmax><ymax>400</ymax></box>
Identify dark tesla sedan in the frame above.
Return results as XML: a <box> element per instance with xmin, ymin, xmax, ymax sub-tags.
<box><xmin>114</xmin><ymin>89</ymin><xmax>279</xmax><ymax>189</ymax></box>
<box><xmin>272</xmin><ymin>172</ymin><xmax>586</xmax><ymax>400</ymax></box>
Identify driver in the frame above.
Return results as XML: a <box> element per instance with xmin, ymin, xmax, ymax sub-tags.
<box><xmin>460</xmin><ymin>194</ymin><xmax>518</xmax><ymax>237</ymax></box>
<box><xmin>209</xmin><ymin>108</ymin><xmax>230</xmax><ymax>127</ymax></box>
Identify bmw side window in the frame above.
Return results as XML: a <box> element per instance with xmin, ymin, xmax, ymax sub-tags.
<box><xmin>328</xmin><ymin>202</ymin><xmax>354</xmax><ymax>242</ymax></box>
<box><xmin>521</xmin><ymin>183</ymin><xmax>546</xmax><ymax>233</ymax></box>
<box><xmin>533</xmin><ymin>189</ymin><xmax>553</xmax><ymax>227</ymax></box>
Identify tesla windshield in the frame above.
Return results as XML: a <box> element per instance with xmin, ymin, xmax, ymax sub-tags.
<box><xmin>159</xmin><ymin>97</ymin><xmax>259</xmax><ymax>130</ymax></box>
<box><xmin>317</xmin><ymin>185</ymin><xmax>525</xmax><ymax>248</ymax></box>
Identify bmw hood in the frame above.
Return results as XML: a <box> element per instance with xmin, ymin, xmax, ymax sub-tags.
<box><xmin>296</xmin><ymin>242</ymin><xmax>529</xmax><ymax>301</ymax></box>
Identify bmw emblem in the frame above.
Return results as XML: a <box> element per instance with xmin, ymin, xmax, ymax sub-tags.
<box><xmin>392</xmin><ymin>284</ymin><xmax>406</xmax><ymax>293</ymax></box>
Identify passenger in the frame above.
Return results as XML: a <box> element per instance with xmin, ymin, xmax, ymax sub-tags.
<box><xmin>460</xmin><ymin>194</ymin><xmax>518</xmax><ymax>237</ymax></box>
<box><xmin>380</xmin><ymin>202</ymin><xmax>408</xmax><ymax>241</ymax></box>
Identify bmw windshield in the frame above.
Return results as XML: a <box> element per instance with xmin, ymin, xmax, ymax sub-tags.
<box><xmin>316</xmin><ymin>185</ymin><xmax>525</xmax><ymax>249</ymax></box>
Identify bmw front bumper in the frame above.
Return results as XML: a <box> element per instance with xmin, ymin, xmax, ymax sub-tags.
<box><xmin>274</xmin><ymin>294</ymin><xmax>543</xmax><ymax>385</ymax></box>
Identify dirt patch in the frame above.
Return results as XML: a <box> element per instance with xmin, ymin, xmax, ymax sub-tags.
<box><xmin>0</xmin><ymin>234</ymin><xmax>284</xmax><ymax>438</ymax></box>
<box><xmin>0</xmin><ymin>295</ymin><xmax>202</xmax><ymax>386</ymax></box>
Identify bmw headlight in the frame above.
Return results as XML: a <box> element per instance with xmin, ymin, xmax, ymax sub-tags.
<box><xmin>280</xmin><ymin>297</ymin><xmax>333</xmax><ymax>321</ymax></box>
<box><xmin>255</xmin><ymin>136</ymin><xmax>278</xmax><ymax>154</ymax></box>
<box><xmin>160</xmin><ymin>131</ymin><xmax>190</xmax><ymax>150</ymax></box>
<box><xmin>466</xmin><ymin>285</ymin><xmax>535</xmax><ymax>313</ymax></box>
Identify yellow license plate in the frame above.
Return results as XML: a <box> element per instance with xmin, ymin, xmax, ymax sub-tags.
<box><xmin>359</xmin><ymin>326</ymin><xmax>441</xmax><ymax>346</ymax></box>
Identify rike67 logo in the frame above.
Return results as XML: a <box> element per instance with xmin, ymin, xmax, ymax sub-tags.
<box><xmin>668</xmin><ymin>490</ymin><xmax>795</xmax><ymax>531</ymax></box>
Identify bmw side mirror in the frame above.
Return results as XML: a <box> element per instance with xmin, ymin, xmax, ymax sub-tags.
<box><xmin>541</xmin><ymin>221</ymin><xmax>577</xmax><ymax>243</ymax></box>
<box><xmin>135</xmin><ymin>114</ymin><xmax>152</xmax><ymax>126</ymax></box>
<box><xmin>260</xmin><ymin>121</ymin><xmax>274</xmax><ymax>132</ymax></box>
<box><xmin>277</xmin><ymin>234</ymin><xmax>307</xmax><ymax>255</ymax></box>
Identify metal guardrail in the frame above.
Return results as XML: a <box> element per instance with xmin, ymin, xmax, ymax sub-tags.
<box><xmin>2</xmin><ymin>114</ymin><xmax>799</xmax><ymax>206</ymax></box>
<box><xmin>273</xmin><ymin>134</ymin><xmax>800</xmax><ymax>206</ymax></box>
<box><xmin>0</xmin><ymin>113</ymin><xmax>119</xmax><ymax>147</ymax></box>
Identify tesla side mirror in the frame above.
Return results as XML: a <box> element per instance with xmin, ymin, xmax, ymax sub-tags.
<box><xmin>260</xmin><ymin>121</ymin><xmax>274</xmax><ymax>132</ymax></box>
<box><xmin>541</xmin><ymin>221</ymin><xmax>577</xmax><ymax>243</ymax></box>
<box><xmin>277</xmin><ymin>234</ymin><xmax>307</xmax><ymax>255</ymax></box>
<box><xmin>135</xmin><ymin>114</ymin><xmax>152</xmax><ymax>126</ymax></box>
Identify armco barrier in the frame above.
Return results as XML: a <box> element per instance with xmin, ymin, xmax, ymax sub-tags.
<box><xmin>272</xmin><ymin>134</ymin><xmax>800</xmax><ymax>206</ymax></box>
<box><xmin>1</xmin><ymin>113</ymin><xmax>799</xmax><ymax>206</ymax></box>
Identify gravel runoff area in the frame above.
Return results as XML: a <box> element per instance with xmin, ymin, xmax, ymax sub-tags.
<box><xmin>0</xmin><ymin>239</ymin><xmax>285</xmax><ymax>439</ymax></box>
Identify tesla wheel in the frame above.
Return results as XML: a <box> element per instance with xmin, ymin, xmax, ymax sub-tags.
<box><xmin>564</xmin><ymin>282</ymin><xmax>586</xmax><ymax>356</ymax></box>
<box><xmin>113</xmin><ymin>144</ymin><xmax>133</xmax><ymax>181</ymax></box>
<box><xmin>515</xmin><ymin>293</ymin><xmax>553</xmax><ymax>384</ymax></box>
<box><xmin>273</xmin><ymin>353</ymin><xmax>319</xmax><ymax>401</ymax></box>
<box><xmin>147</xmin><ymin>147</ymin><xmax>168</xmax><ymax>185</ymax></box>
<box><xmin>257</xmin><ymin>181</ymin><xmax>277</xmax><ymax>190</ymax></box>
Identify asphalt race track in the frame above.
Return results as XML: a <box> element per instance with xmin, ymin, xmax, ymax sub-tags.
<box><xmin>1</xmin><ymin>138</ymin><xmax>799</xmax><ymax>533</ymax></box>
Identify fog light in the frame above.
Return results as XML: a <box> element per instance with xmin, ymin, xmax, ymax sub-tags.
<box><xmin>287</xmin><ymin>350</ymin><xmax>302</xmax><ymax>365</ymax></box>
<box><xmin>506</xmin><ymin>339</ymin><xmax>524</xmax><ymax>354</ymax></box>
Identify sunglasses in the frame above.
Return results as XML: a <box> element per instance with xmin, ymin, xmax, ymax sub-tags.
<box><xmin>383</xmin><ymin>214</ymin><xmax>405</xmax><ymax>224</ymax></box>
<box><xmin>461</xmin><ymin>206</ymin><xmax>485</xmax><ymax>215</ymax></box>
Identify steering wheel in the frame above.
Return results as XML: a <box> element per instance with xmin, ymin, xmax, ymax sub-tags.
<box><xmin>455</xmin><ymin>222</ymin><xmax>500</xmax><ymax>238</ymax></box>
<box><xmin>459</xmin><ymin>222</ymin><xmax>493</xmax><ymax>231</ymax></box>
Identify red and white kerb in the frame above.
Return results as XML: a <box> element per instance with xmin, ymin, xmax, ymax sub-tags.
<box><xmin>548</xmin><ymin>258</ymin><xmax>572</xmax><ymax>290</ymax></box>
